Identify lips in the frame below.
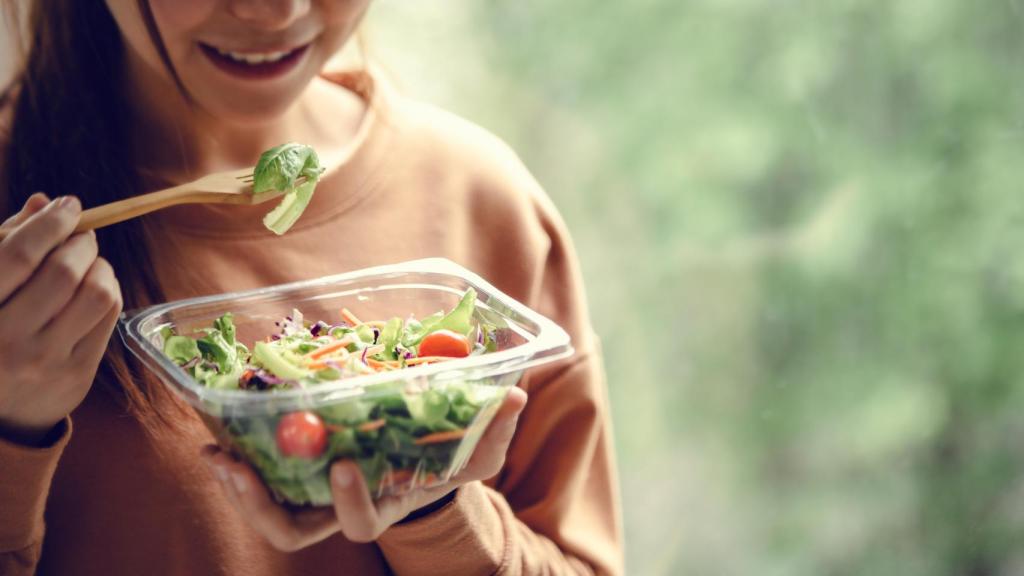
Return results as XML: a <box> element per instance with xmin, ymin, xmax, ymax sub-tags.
<box><xmin>199</xmin><ymin>42</ymin><xmax>310</xmax><ymax>80</ymax></box>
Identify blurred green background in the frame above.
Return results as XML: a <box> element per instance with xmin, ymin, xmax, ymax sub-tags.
<box><xmin>365</xmin><ymin>2</ymin><xmax>1024</xmax><ymax>574</ymax></box>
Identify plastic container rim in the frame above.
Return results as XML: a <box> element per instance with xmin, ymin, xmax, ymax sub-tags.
<box><xmin>118</xmin><ymin>258</ymin><xmax>574</xmax><ymax>408</ymax></box>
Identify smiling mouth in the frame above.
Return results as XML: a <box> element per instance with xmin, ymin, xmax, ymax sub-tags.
<box><xmin>199</xmin><ymin>42</ymin><xmax>311</xmax><ymax>80</ymax></box>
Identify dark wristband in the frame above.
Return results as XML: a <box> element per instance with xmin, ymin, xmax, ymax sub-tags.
<box><xmin>398</xmin><ymin>488</ymin><xmax>457</xmax><ymax>524</ymax></box>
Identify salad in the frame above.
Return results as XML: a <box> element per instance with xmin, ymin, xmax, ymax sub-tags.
<box><xmin>252</xmin><ymin>142</ymin><xmax>325</xmax><ymax>235</ymax></box>
<box><xmin>162</xmin><ymin>289</ymin><xmax>509</xmax><ymax>505</ymax></box>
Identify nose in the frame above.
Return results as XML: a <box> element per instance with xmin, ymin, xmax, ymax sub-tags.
<box><xmin>227</xmin><ymin>0</ymin><xmax>310</xmax><ymax>30</ymax></box>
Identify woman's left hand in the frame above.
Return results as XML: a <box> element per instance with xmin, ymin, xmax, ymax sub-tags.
<box><xmin>201</xmin><ymin>387</ymin><xmax>527</xmax><ymax>551</ymax></box>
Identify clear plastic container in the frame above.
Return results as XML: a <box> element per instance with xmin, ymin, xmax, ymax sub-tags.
<box><xmin>118</xmin><ymin>258</ymin><xmax>572</xmax><ymax>506</ymax></box>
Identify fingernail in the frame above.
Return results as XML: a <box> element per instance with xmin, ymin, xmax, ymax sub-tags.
<box><xmin>231</xmin><ymin>472</ymin><xmax>248</xmax><ymax>494</ymax></box>
<box><xmin>214</xmin><ymin>465</ymin><xmax>229</xmax><ymax>482</ymax></box>
<box><xmin>55</xmin><ymin>196</ymin><xmax>81</xmax><ymax>214</ymax></box>
<box><xmin>334</xmin><ymin>466</ymin><xmax>352</xmax><ymax>488</ymax></box>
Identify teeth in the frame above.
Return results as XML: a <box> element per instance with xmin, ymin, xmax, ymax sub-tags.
<box><xmin>215</xmin><ymin>47</ymin><xmax>291</xmax><ymax>65</ymax></box>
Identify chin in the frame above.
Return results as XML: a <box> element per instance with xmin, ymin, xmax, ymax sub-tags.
<box><xmin>180</xmin><ymin>44</ymin><xmax>325</xmax><ymax>126</ymax></box>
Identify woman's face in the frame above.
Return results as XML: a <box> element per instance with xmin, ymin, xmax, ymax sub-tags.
<box><xmin>105</xmin><ymin>0</ymin><xmax>370</xmax><ymax>123</ymax></box>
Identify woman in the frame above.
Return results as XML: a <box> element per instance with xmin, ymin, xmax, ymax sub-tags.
<box><xmin>0</xmin><ymin>1</ymin><xmax>622</xmax><ymax>574</ymax></box>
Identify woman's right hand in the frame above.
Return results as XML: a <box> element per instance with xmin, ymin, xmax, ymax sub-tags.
<box><xmin>0</xmin><ymin>194</ymin><xmax>123</xmax><ymax>446</ymax></box>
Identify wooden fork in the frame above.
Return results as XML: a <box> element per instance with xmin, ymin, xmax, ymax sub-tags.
<box><xmin>0</xmin><ymin>167</ymin><xmax>299</xmax><ymax>240</ymax></box>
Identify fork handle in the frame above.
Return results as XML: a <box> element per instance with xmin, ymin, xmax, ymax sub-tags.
<box><xmin>0</xmin><ymin>186</ymin><xmax>220</xmax><ymax>241</ymax></box>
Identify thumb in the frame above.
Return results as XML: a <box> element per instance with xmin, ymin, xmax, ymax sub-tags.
<box><xmin>1</xmin><ymin>192</ymin><xmax>51</xmax><ymax>230</ymax></box>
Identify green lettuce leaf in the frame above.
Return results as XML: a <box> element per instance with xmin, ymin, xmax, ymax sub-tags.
<box><xmin>262</xmin><ymin>179</ymin><xmax>317</xmax><ymax>235</ymax></box>
<box><xmin>213</xmin><ymin>313</ymin><xmax>237</xmax><ymax>346</ymax></box>
<box><xmin>163</xmin><ymin>335</ymin><xmax>200</xmax><ymax>364</ymax></box>
<box><xmin>253</xmin><ymin>341</ymin><xmax>312</xmax><ymax>381</ymax></box>
<box><xmin>253</xmin><ymin>143</ymin><xmax>325</xmax><ymax>235</ymax></box>
<box><xmin>252</xmin><ymin>143</ymin><xmax>323</xmax><ymax>193</ymax></box>
<box><xmin>403</xmin><ymin>288</ymin><xmax>478</xmax><ymax>347</ymax></box>
<box><xmin>379</xmin><ymin>317</ymin><xmax>403</xmax><ymax>360</ymax></box>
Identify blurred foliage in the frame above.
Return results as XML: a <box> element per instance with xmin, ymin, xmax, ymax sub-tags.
<box><xmin>366</xmin><ymin>1</ymin><xmax>1024</xmax><ymax>574</ymax></box>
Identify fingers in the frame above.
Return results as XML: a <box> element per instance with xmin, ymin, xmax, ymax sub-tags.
<box><xmin>0</xmin><ymin>196</ymin><xmax>82</xmax><ymax>303</ymax></box>
<box><xmin>1</xmin><ymin>231</ymin><xmax>100</xmax><ymax>334</ymax></box>
<box><xmin>68</xmin><ymin>291</ymin><xmax>122</xmax><ymax>368</ymax></box>
<box><xmin>1</xmin><ymin>193</ymin><xmax>50</xmax><ymax>229</ymax></box>
<box><xmin>457</xmin><ymin>387</ymin><xmax>528</xmax><ymax>482</ymax></box>
<box><xmin>198</xmin><ymin>389</ymin><xmax>529</xmax><ymax>552</ymax></box>
<box><xmin>55</xmin><ymin>257</ymin><xmax>123</xmax><ymax>354</ymax></box>
<box><xmin>329</xmin><ymin>461</ymin><xmax>390</xmax><ymax>542</ymax></box>
<box><xmin>329</xmin><ymin>460</ymin><xmax>462</xmax><ymax>541</ymax></box>
<box><xmin>201</xmin><ymin>446</ymin><xmax>339</xmax><ymax>552</ymax></box>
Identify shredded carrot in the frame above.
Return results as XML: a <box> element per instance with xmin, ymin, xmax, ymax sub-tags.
<box><xmin>387</xmin><ymin>468</ymin><xmax>416</xmax><ymax>486</ymax></box>
<box><xmin>341</xmin><ymin>307</ymin><xmax>362</xmax><ymax>326</ymax></box>
<box><xmin>308</xmin><ymin>350</ymin><xmax>350</xmax><ymax>370</ymax></box>
<box><xmin>305</xmin><ymin>338</ymin><xmax>352</xmax><ymax>360</ymax></box>
<box><xmin>325</xmin><ymin>423</ymin><xmax>346</xmax><ymax>433</ymax></box>
<box><xmin>239</xmin><ymin>369</ymin><xmax>255</xmax><ymax>387</ymax></box>
<box><xmin>357</xmin><ymin>419</ymin><xmax>386</xmax><ymax>432</ymax></box>
<box><xmin>367</xmin><ymin>357</ymin><xmax>400</xmax><ymax>370</ymax></box>
<box><xmin>414</xmin><ymin>429</ymin><xmax>467</xmax><ymax>445</ymax></box>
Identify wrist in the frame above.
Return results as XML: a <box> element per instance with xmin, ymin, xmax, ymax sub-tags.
<box><xmin>398</xmin><ymin>488</ymin><xmax>458</xmax><ymax>524</ymax></box>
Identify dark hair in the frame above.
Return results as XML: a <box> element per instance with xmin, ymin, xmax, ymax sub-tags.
<box><xmin>2</xmin><ymin>0</ymin><xmax>188</xmax><ymax>427</ymax></box>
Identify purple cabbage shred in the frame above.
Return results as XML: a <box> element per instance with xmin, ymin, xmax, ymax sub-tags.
<box><xmin>310</xmin><ymin>320</ymin><xmax>331</xmax><ymax>337</ymax></box>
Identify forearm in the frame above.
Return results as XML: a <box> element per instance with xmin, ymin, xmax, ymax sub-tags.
<box><xmin>0</xmin><ymin>417</ymin><xmax>71</xmax><ymax>574</ymax></box>
<box><xmin>378</xmin><ymin>482</ymin><xmax>617</xmax><ymax>576</ymax></box>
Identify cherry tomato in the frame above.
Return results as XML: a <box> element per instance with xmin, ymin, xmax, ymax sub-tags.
<box><xmin>418</xmin><ymin>329</ymin><xmax>472</xmax><ymax>358</ymax></box>
<box><xmin>275</xmin><ymin>411</ymin><xmax>328</xmax><ymax>459</ymax></box>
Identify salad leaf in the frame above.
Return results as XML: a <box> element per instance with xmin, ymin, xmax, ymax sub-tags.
<box><xmin>197</xmin><ymin>331</ymin><xmax>237</xmax><ymax>374</ymax></box>
<box><xmin>403</xmin><ymin>289</ymin><xmax>478</xmax><ymax>348</ymax></box>
<box><xmin>403</xmin><ymin>389</ymin><xmax>450</xmax><ymax>426</ymax></box>
<box><xmin>262</xmin><ymin>180</ymin><xmax>317</xmax><ymax>236</ymax></box>
<box><xmin>253</xmin><ymin>341</ymin><xmax>311</xmax><ymax>381</ymax></box>
<box><xmin>214</xmin><ymin>313</ymin><xmax>237</xmax><ymax>346</ymax></box>
<box><xmin>163</xmin><ymin>336</ymin><xmax>200</xmax><ymax>364</ymax></box>
<box><xmin>379</xmin><ymin>317</ymin><xmax>403</xmax><ymax>360</ymax></box>
<box><xmin>252</xmin><ymin>143</ymin><xmax>325</xmax><ymax>235</ymax></box>
<box><xmin>253</xmin><ymin>143</ymin><xmax>323</xmax><ymax>194</ymax></box>
<box><xmin>320</xmin><ymin>400</ymin><xmax>373</xmax><ymax>424</ymax></box>
<box><xmin>438</xmin><ymin>288</ymin><xmax>476</xmax><ymax>336</ymax></box>
<box><xmin>207</xmin><ymin>365</ymin><xmax>245</xmax><ymax>390</ymax></box>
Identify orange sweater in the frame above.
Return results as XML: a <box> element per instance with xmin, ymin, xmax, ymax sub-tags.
<box><xmin>0</xmin><ymin>70</ymin><xmax>623</xmax><ymax>575</ymax></box>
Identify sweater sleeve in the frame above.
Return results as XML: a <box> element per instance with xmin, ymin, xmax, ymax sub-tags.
<box><xmin>379</xmin><ymin>352</ymin><xmax>620</xmax><ymax>576</ymax></box>
<box><xmin>0</xmin><ymin>418</ymin><xmax>71</xmax><ymax>576</ymax></box>
<box><xmin>378</xmin><ymin>192</ymin><xmax>624</xmax><ymax>575</ymax></box>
